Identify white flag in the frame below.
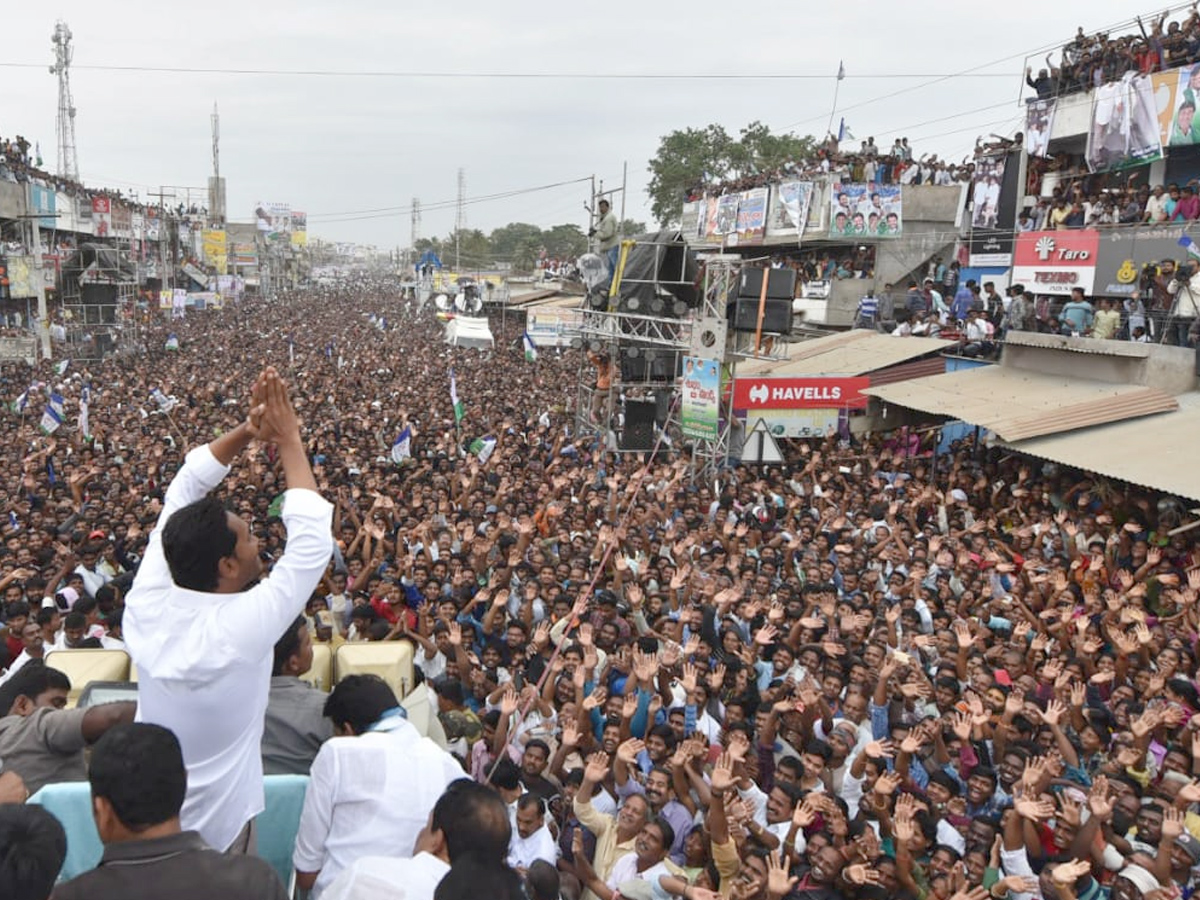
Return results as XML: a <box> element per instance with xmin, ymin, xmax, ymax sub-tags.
<box><xmin>391</xmin><ymin>426</ymin><xmax>412</xmax><ymax>464</ymax></box>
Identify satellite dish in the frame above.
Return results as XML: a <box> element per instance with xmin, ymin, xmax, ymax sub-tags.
<box><xmin>434</xmin><ymin>294</ymin><xmax>450</xmax><ymax>311</ymax></box>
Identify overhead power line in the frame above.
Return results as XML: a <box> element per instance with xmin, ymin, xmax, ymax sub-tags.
<box><xmin>0</xmin><ymin>61</ymin><xmax>1017</xmax><ymax>80</ymax></box>
<box><xmin>307</xmin><ymin>176</ymin><xmax>593</xmax><ymax>222</ymax></box>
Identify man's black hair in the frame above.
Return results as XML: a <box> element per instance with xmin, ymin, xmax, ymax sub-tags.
<box><xmin>5</xmin><ymin>600</ymin><xmax>30</xmax><ymax>619</ymax></box>
<box><xmin>73</xmin><ymin>596</ymin><xmax>98</xmax><ymax>617</ymax></box>
<box><xmin>524</xmin><ymin>738</ymin><xmax>551</xmax><ymax>759</ymax></box>
<box><xmin>526</xmin><ymin>860</ymin><xmax>560</xmax><ymax>900</ymax></box>
<box><xmin>35</xmin><ymin>607</ymin><xmax>57</xmax><ymax>627</ymax></box>
<box><xmin>490</xmin><ymin>757</ymin><xmax>521</xmax><ymax>792</ymax></box>
<box><xmin>89</xmin><ymin>723</ymin><xmax>187</xmax><ymax>831</ymax></box>
<box><xmin>0</xmin><ymin>804</ymin><xmax>67</xmax><ymax>900</ymax></box>
<box><xmin>323</xmin><ymin>674</ymin><xmax>398</xmax><ymax>734</ymax></box>
<box><xmin>162</xmin><ymin>495</ymin><xmax>237</xmax><ymax>592</ymax></box>
<box><xmin>433</xmin><ymin>779</ymin><xmax>512</xmax><ymax>864</ymax></box>
<box><xmin>272</xmin><ymin>615</ymin><xmax>307</xmax><ymax>677</ymax></box>
<box><xmin>0</xmin><ymin>662</ymin><xmax>70</xmax><ymax>716</ymax></box>
<box><xmin>650</xmin><ymin>815</ymin><xmax>675</xmax><ymax>853</ymax></box>
<box><xmin>434</xmin><ymin>857</ymin><xmax>525</xmax><ymax>900</ymax></box>
<box><xmin>516</xmin><ymin>793</ymin><xmax>545</xmax><ymax>815</ymax></box>
<box><xmin>63</xmin><ymin>611</ymin><xmax>87</xmax><ymax>632</ymax></box>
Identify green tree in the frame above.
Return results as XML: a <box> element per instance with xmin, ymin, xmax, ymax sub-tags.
<box><xmin>541</xmin><ymin>223</ymin><xmax>588</xmax><ymax>260</ymax></box>
<box><xmin>645</xmin><ymin>121</ymin><xmax>817</xmax><ymax>226</ymax></box>
<box><xmin>512</xmin><ymin>238</ymin><xmax>541</xmax><ymax>274</ymax></box>
<box><xmin>619</xmin><ymin>218</ymin><xmax>649</xmax><ymax>236</ymax></box>
<box><xmin>489</xmin><ymin>222</ymin><xmax>542</xmax><ymax>262</ymax></box>
<box><xmin>446</xmin><ymin>228</ymin><xmax>491</xmax><ymax>270</ymax></box>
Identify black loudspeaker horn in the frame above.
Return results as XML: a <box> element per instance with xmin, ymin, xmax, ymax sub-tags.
<box><xmin>621</xmin><ymin>399</ymin><xmax>657</xmax><ymax>451</ymax></box>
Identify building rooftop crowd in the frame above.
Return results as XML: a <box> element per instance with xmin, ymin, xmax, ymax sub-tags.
<box><xmin>686</xmin><ymin>137</ymin><xmax>973</xmax><ymax>202</ymax></box>
<box><xmin>1027</xmin><ymin>9</ymin><xmax>1200</xmax><ymax>100</ymax></box>
<box><xmin>0</xmin><ymin>283</ymin><xmax>1197</xmax><ymax>900</ymax></box>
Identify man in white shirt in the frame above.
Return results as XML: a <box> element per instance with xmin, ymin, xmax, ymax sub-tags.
<box><xmin>321</xmin><ymin>779</ymin><xmax>513</xmax><ymax>900</ymax></box>
<box><xmin>124</xmin><ymin>367</ymin><xmax>333</xmax><ymax>853</ymax></box>
<box><xmin>293</xmin><ymin>674</ymin><xmax>466</xmax><ymax>897</ymax></box>
<box><xmin>508</xmin><ymin>793</ymin><xmax>558</xmax><ymax>872</ymax></box>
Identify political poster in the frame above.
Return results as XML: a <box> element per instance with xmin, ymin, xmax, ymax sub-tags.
<box><xmin>1152</xmin><ymin>63</ymin><xmax>1200</xmax><ymax>147</ymax></box>
<box><xmin>968</xmin><ymin>148</ymin><xmax>1022</xmax><ymax>266</ymax></box>
<box><xmin>1086</xmin><ymin>73</ymin><xmax>1162</xmax><ymax>172</ymax></box>
<box><xmin>715</xmin><ymin>194</ymin><xmax>740</xmax><ymax>237</ymax></box>
<box><xmin>201</xmin><ymin>230</ymin><xmax>228</xmax><ymax>272</ymax></box>
<box><xmin>290</xmin><ymin>211</ymin><xmax>307</xmax><ymax>248</ymax></box>
<box><xmin>827</xmin><ymin>183</ymin><xmax>902</xmax><ymax>238</ymax></box>
<box><xmin>680</xmin><ymin>357</ymin><xmax>720</xmax><ymax>440</ymax></box>
<box><xmin>735</xmin><ymin>188</ymin><xmax>768</xmax><ymax>245</ymax></box>
<box><xmin>254</xmin><ymin>201</ymin><xmax>292</xmax><ymax>243</ymax></box>
<box><xmin>1025</xmin><ymin>99</ymin><xmax>1057</xmax><ymax>158</ymax></box>
<box><xmin>766</xmin><ymin>181</ymin><xmax>815</xmax><ymax>240</ymax></box>
<box><xmin>91</xmin><ymin>197</ymin><xmax>112</xmax><ymax>238</ymax></box>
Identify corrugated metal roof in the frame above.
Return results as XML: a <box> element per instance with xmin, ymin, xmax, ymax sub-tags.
<box><xmin>1000</xmin><ymin>393</ymin><xmax>1200</xmax><ymax>501</ymax></box>
<box><xmin>863</xmin><ymin>366</ymin><xmax>1179</xmax><ymax>441</ymax></box>
<box><xmin>869</xmin><ymin>356</ymin><xmax>946</xmax><ymax>387</ymax></box>
<box><xmin>736</xmin><ymin>331</ymin><xmax>951</xmax><ymax>377</ymax></box>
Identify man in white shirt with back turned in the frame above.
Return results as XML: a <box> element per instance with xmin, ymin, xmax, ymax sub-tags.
<box><xmin>293</xmin><ymin>674</ymin><xmax>466</xmax><ymax>897</ymax></box>
<box><xmin>124</xmin><ymin>367</ymin><xmax>333</xmax><ymax>853</ymax></box>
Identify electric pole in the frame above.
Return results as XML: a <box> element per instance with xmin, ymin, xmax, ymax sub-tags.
<box><xmin>455</xmin><ymin>168</ymin><xmax>466</xmax><ymax>272</ymax></box>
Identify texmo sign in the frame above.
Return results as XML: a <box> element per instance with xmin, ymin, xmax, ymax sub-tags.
<box><xmin>1011</xmin><ymin>230</ymin><xmax>1099</xmax><ymax>296</ymax></box>
<box><xmin>732</xmin><ymin>377</ymin><xmax>870</xmax><ymax>410</ymax></box>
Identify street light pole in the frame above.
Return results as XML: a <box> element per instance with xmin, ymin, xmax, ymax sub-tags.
<box><xmin>23</xmin><ymin>183</ymin><xmax>51</xmax><ymax>360</ymax></box>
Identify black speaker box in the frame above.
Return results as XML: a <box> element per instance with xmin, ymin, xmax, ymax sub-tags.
<box><xmin>621</xmin><ymin>399</ymin><xmax>657</xmax><ymax>451</ymax></box>
<box><xmin>726</xmin><ymin>298</ymin><xmax>792</xmax><ymax>334</ymax></box>
<box><xmin>81</xmin><ymin>284</ymin><xmax>119</xmax><ymax>305</ymax></box>
<box><xmin>738</xmin><ymin>268</ymin><xmax>795</xmax><ymax>301</ymax></box>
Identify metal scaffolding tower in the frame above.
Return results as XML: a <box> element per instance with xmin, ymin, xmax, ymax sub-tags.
<box><xmin>50</xmin><ymin>21</ymin><xmax>80</xmax><ymax>182</ymax></box>
<box><xmin>572</xmin><ymin>249</ymin><xmax>790</xmax><ymax>481</ymax></box>
<box><xmin>411</xmin><ymin>197</ymin><xmax>421</xmax><ymax>249</ymax></box>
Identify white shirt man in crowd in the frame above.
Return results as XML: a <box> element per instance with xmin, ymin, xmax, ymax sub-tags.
<box><xmin>124</xmin><ymin>367</ymin><xmax>333</xmax><ymax>852</ymax></box>
<box><xmin>321</xmin><ymin>779</ymin><xmax>512</xmax><ymax>900</ymax></box>
<box><xmin>293</xmin><ymin>674</ymin><xmax>466</xmax><ymax>897</ymax></box>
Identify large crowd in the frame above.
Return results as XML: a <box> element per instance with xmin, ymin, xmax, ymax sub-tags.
<box><xmin>1027</xmin><ymin>10</ymin><xmax>1200</xmax><ymax>101</ymax></box>
<box><xmin>0</xmin><ymin>283</ymin><xmax>1198</xmax><ymax>900</ymax></box>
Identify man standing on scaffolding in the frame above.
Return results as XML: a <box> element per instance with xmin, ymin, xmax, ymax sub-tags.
<box><xmin>590</xmin><ymin>199</ymin><xmax>620</xmax><ymax>286</ymax></box>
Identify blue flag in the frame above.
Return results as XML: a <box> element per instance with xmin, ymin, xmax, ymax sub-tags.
<box><xmin>391</xmin><ymin>426</ymin><xmax>412</xmax><ymax>464</ymax></box>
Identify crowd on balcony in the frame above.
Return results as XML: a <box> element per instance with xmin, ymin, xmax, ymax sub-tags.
<box><xmin>1</xmin><ymin>133</ymin><xmax>210</xmax><ymax>230</ymax></box>
<box><xmin>1028</xmin><ymin>9</ymin><xmax>1200</xmax><ymax>101</ymax></box>
<box><xmin>684</xmin><ymin>137</ymin><xmax>973</xmax><ymax>202</ymax></box>
<box><xmin>1020</xmin><ymin>180</ymin><xmax>1200</xmax><ymax>231</ymax></box>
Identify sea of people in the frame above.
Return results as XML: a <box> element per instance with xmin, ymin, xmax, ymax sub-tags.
<box><xmin>0</xmin><ymin>282</ymin><xmax>1198</xmax><ymax>900</ymax></box>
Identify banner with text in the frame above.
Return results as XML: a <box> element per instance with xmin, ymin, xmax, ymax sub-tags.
<box><xmin>1092</xmin><ymin>225</ymin><xmax>1197</xmax><ymax>298</ymax></box>
<box><xmin>681</xmin><ymin>357</ymin><xmax>721</xmax><ymax>440</ymax></box>
<box><xmin>1011</xmin><ymin>230</ymin><xmax>1099</xmax><ymax>296</ymax></box>
<box><xmin>733</xmin><ymin>376</ymin><xmax>870</xmax><ymax>411</ymax></box>
<box><xmin>968</xmin><ymin>148</ymin><xmax>1022</xmax><ymax>267</ymax></box>
<box><xmin>733</xmin><ymin>188</ymin><xmax>768</xmax><ymax>246</ymax></box>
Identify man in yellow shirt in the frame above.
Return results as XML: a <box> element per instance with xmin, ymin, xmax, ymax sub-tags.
<box><xmin>1091</xmin><ymin>297</ymin><xmax>1121</xmax><ymax>340</ymax></box>
<box><xmin>573</xmin><ymin>751</ymin><xmax>652</xmax><ymax>900</ymax></box>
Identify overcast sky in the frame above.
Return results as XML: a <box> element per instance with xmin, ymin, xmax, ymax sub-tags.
<box><xmin>1</xmin><ymin>1</ymin><xmax>1150</xmax><ymax>246</ymax></box>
